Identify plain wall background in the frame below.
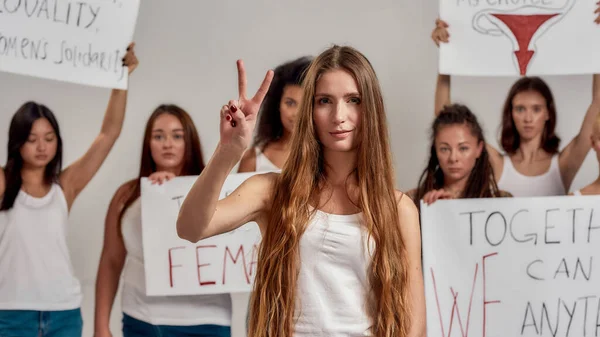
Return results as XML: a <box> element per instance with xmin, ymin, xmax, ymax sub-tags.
<box><xmin>0</xmin><ymin>1</ymin><xmax>597</xmax><ymax>336</ymax></box>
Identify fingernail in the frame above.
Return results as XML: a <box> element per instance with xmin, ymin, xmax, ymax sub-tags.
<box><xmin>230</xmin><ymin>105</ymin><xmax>238</xmax><ymax>112</ymax></box>
<box><xmin>225</xmin><ymin>115</ymin><xmax>232</xmax><ymax>121</ymax></box>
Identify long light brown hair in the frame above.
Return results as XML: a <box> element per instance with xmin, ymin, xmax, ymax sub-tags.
<box><xmin>248</xmin><ymin>45</ymin><xmax>412</xmax><ymax>337</ymax></box>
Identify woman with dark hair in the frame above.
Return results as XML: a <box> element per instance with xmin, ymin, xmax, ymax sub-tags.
<box><xmin>430</xmin><ymin>12</ymin><xmax>600</xmax><ymax>197</ymax></box>
<box><xmin>238</xmin><ymin>56</ymin><xmax>312</xmax><ymax>172</ymax></box>
<box><xmin>407</xmin><ymin>104</ymin><xmax>511</xmax><ymax>209</ymax></box>
<box><xmin>0</xmin><ymin>44</ymin><xmax>138</xmax><ymax>336</ymax></box>
<box><xmin>94</xmin><ymin>105</ymin><xmax>231</xmax><ymax>337</ymax></box>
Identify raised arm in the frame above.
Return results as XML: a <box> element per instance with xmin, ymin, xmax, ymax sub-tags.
<box><xmin>432</xmin><ymin>18</ymin><xmax>503</xmax><ymax>177</ymax></box>
<box><xmin>93</xmin><ymin>182</ymin><xmax>132</xmax><ymax>337</ymax></box>
<box><xmin>432</xmin><ymin>19</ymin><xmax>451</xmax><ymax>116</ymax></box>
<box><xmin>60</xmin><ymin>43</ymin><xmax>138</xmax><ymax>209</ymax></box>
<box><xmin>177</xmin><ymin>60</ymin><xmax>274</xmax><ymax>243</ymax></box>
<box><xmin>396</xmin><ymin>193</ymin><xmax>426</xmax><ymax>337</ymax></box>
<box><xmin>559</xmin><ymin>73</ymin><xmax>600</xmax><ymax>190</ymax></box>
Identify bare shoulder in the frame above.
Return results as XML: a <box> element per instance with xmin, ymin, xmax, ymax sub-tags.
<box><xmin>497</xmin><ymin>190</ymin><xmax>513</xmax><ymax>198</ymax></box>
<box><xmin>236</xmin><ymin>172</ymin><xmax>278</xmax><ymax>201</ymax></box>
<box><xmin>395</xmin><ymin>190</ymin><xmax>421</xmax><ymax>242</ymax></box>
<box><xmin>395</xmin><ymin>190</ymin><xmax>419</xmax><ymax>222</ymax></box>
<box><xmin>404</xmin><ymin>188</ymin><xmax>417</xmax><ymax>201</ymax></box>
<box><xmin>112</xmin><ymin>179</ymin><xmax>137</xmax><ymax>205</ymax></box>
<box><xmin>238</xmin><ymin>147</ymin><xmax>257</xmax><ymax>173</ymax></box>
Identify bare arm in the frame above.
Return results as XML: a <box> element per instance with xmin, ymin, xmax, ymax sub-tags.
<box><xmin>237</xmin><ymin>148</ymin><xmax>257</xmax><ymax>173</ymax></box>
<box><xmin>93</xmin><ymin>182</ymin><xmax>131</xmax><ymax>337</ymax></box>
<box><xmin>177</xmin><ymin>60</ymin><xmax>274</xmax><ymax>243</ymax></box>
<box><xmin>177</xmin><ymin>145</ymin><xmax>275</xmax><ymax>242</ymax></box>
<box><xmin>60</xmin><ymin>45</ymin><xmax>138</xmax><ymax>209</ymax></box>
<box><xmin>432</xmin><ymin>19</ymin><xmax>503</xmax><ymax>177</ymax></box>
<box><xmin>434</xmin><ymin>74</ymin><xmax>451</xmax><ymax>116</ymax></box>
<box><xmin>559</xmin><ymin>74</ymin><xmax>600</xmax><ymax>190</ymax></box>
<box><xmin>397</xmin><ymin>193</ymin><xmax>426</xmax><ymax>337</ymax></box>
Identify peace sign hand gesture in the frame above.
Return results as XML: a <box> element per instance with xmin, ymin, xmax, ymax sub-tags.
<box><xmin>220</xmin><ymin>60</ymin><xmax>274</xmax><ymax>154</ymax></box>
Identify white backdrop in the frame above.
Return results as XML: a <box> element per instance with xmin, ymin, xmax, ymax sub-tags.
<box><xmin>0</xmin><ymin>1</ymin><xmax>597</xmax><ymax>336</ymax></box>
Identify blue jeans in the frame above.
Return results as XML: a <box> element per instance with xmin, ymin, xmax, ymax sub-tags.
<box><xmin>0</xmin><ymin>308</ymin><xmax>82</xmax><ymax>337</ymax></box>
<box><xmin>122</xmin><ymin>314</ymin><xmax>230</xmax><ymax>337</ymax></box>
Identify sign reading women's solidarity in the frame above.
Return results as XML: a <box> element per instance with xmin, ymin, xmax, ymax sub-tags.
<box><xmin>0</xmin><ymin>0</ymin><xmax>140</xmax><ymax>88</ymax></box>
<box><xmin>421</xmin><ymin>196</ymin><xmax>600</xmax><ymax>337</ymax></box>
<box><xmin>439</xmin><ymin>0</ymin><xmax>600</xmax><ymax>76</ymax></box>
<box><xmin>141</xmin><ymin>174</ymin><xmax>263</xmax><ymax>296</ymax></box>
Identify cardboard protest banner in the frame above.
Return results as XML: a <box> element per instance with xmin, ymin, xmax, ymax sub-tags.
<box><xmin>439</xmin><ymin>0</ymin><xmax>600</xmax><ymax>76</ymax></box>
<box><xmin>421</xmin><ymin>196</ymin><xmax>600</xmax><ymax>337</ymax></box>
<box><xmin>0</xmin><ymin>0</ymin><xmax>140</xmax><ymax>88</ymax></box>
<box><xmin>141</xmin><ymin>173</ymin><xmax>263</xmax><ymax>296</ymax></box>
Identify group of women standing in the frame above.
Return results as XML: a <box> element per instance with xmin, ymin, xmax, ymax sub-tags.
<box><xmin>1</xmin><ymin>8</ymin><xmax>600</xmax><ymax>337</ymax></box>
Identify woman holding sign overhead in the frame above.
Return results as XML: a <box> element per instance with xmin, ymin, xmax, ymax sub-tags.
<box><xmin>177</xmin><ymin>46</ymin><xmax>426</xmax><ymax>337</ymax></box>
<box><xmin>94</xmin><ymin>105</ymin><xmax>231</xmax><ymax>337</ymax></box>
<box><xmin>0</xmin><ymin>43</ymin><xmax>137</xmax><ymax>337</ymax></box>
<box><xmin>431</xmin><ymin>11</ymin><xmax>600</xmax><ymax>197</ymax></box>
<box><xmin>238</xmin><ymin>56</ymin><xmax>312</xmax><ymax>172</ymax></box>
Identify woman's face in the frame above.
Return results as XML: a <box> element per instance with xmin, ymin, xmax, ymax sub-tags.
<box><xmin>279</xmin><ymin>84</ymin><xmax>303</xmax><ymax>136</ymax></box>
<box><xmin>20</xmin><ymin>118</ymin><xmax>58</xmax><ymax>169</ymax></box>
<box><xmin>435</xmin><ymin>124</ymin><xmax>483</xmax><ymax>185</ymax></box>
<box><xmin>149</xmin><ymin>114</ymin><xmax>186</xmax><ymax>172</ymax></box>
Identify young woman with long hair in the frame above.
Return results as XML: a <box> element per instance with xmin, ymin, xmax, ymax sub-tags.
<box><xmin>177</xmin><ymin>46</ymin><xmax>426</xmax><ymax>337</ymax></box>
<box><xmin>0</xmin><ymin>44</ymin><xmax>138</xmax><ymax>337</ymax></box>
<box><xmin>94</xmin><ymin>105</ymin><xmax>232</xmax><ymax>337</ymax></box>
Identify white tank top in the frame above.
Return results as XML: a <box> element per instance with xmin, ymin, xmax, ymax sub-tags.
<box><xmin>294</xmin><ymin>209</ymin><xmax>373</xmax><ymax>336</ymax></box>
<box><xmin>497</xmin><ymin>154</ymin><xmax>565</xmax><ymax>197</ymax></box>
<box><xmin>120</xmin><ymin>198</ymin><xmax>232</xmax><ymax>326</ymax></box>
<box><xmin>0</xmin><ymin>184</ymin><xmax>82</xmax><ymax>310</ymax></box>
<box><xmin>255</xmin><ymin>147</ymin><xmax>280</xmax><ymax>172</ymax></box>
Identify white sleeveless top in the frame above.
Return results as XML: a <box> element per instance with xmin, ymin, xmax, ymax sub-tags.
<box><xmin>120</xmin><ymin>198</ymin><xmax>232</xmax><ymax>326</ymax></box>
<box><xmin>0</xmin><ymin>184</ymin><xmax>82</xmax><ymax>310</ymax></box>
<box><xmin>294</xmin><ymin>209</ymin><xmax>373</xmax><ymax>336</ymax></box>
<box><xmin>497</xmin><ymin>154</ymin><xmax>565</xmax><ymax>197</ymax></box>
<box><xmin>255</xmin><ymin>147</ymin><xmax>279</xmax><ymax>172</ymax></box>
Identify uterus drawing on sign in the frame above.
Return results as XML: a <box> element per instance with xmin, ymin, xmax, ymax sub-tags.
<box><xmin>472</xmin><ymin>0</ymin><xmax>575</xmax><ymax>75</ymax></box>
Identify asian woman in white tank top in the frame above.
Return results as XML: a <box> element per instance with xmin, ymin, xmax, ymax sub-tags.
<box><xmin>238</xmin><ymin>56</ymin><xmax>312</xmax><ymax>173</ymax></box>
<box><xmin>431</xmin><ymin>12</ymin><xmax>600</xmax><ymax>197</ymax></box>
<box><xmin>94</xmin><ymin>106</ymin><xmax>231</xmax><ymax>337</ymax></box>
<box><xmin>0</xmin><ymin>44</ymin><xmax>138</xmax><ymax>337</ymax></box>
<box><xmin>177</xmin><ymin>47</ymin><xmax>426</xmax><ymax>337</ymax></box>
<box><xmin>570</xmin><ymin>115</ymin><xmax>600</xmax><ymax>196</ymax></box>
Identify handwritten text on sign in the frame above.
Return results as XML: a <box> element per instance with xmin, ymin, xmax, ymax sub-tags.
<box><xmin>421</xmin><ymin>196</ymin><xmax>600</xmax><ymax>337</ymax></box>
<box><xmin>439</xmin><ymin>0</ymin><xmax>600</xmax><ymax>76</ymax></box>
<box><xmin>0</xmin><ymin>0</ymin><xmax>140</xmax><ymax>89</ymax></box>
<box><xmin>140</xmin><ymin>173</ymin><xmax>262</xmax><ymax>296</ymax></box>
